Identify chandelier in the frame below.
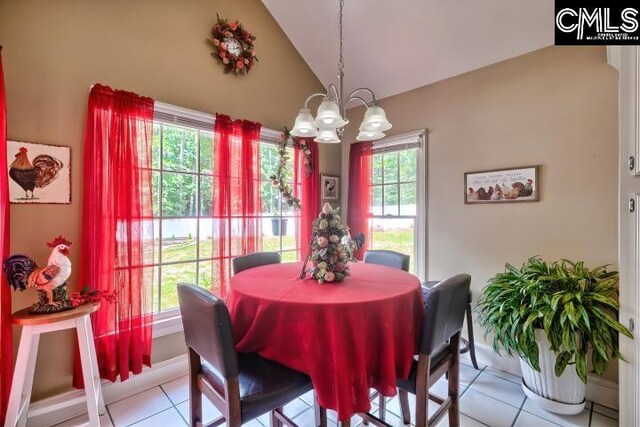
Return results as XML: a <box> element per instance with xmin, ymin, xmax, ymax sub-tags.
<box><xmin>290</xmin><ymin>0</ymin><xmax>392</xmax><ymax>143</ymax></box>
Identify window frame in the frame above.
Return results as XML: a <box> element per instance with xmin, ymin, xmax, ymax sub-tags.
<box><xmin>369</xmin><ymin>130</ymin><xmax>427</xmax><ymax>281</ymax></box>
<box><xmin>151</xmin><ymin>121</ymin><xmax>213</xmax><ymax>313</ymax></box>
<box><xmin>150</xmin><ymin>102</ymin><xmax>294</xmax><ymax>337</ymax></box>
<box><xmin>257</xmin><ymin>141</ymin><xmax>301</xmax><ymax>261</ymax></box>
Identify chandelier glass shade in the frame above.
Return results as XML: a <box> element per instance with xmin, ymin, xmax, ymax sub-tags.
<box><xmin>359</xmin><ymin>106</ymin><xmax>392</xmax><ymax>132</ymax></box>
<box><xmin>315</xmin><ymin>99</ymin><xmax>348</xmax><ymax>128</ymax></box>
<box><xmin>356</xmin><ymin>130</ymin><xmax>385</xmax><ymax>142</ymax></box>
<box><xmin>291</xmin><ymin>108</ymin><xmax>318</xmax><ymax>137</ymax></box>
<box><xmin>290</xmin><ymin>0</ymin><xmax>391</xmax><ymax>143</ymax></box>
<box><xmin>315</xmin><ymin>127</ymin><xmax>341</xmax><ymax>144</ymax></box>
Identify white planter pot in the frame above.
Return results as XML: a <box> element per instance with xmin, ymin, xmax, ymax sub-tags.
<box><xmin>519</xmin><ymin>329</ymin><xmax>586</xmax><ymax>415</ymax></box>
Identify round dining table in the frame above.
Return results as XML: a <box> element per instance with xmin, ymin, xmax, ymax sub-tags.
<box><xmin>226</xmin><ymin>261</ymin><xmax>424</xmax><ymax>422</ymax></box>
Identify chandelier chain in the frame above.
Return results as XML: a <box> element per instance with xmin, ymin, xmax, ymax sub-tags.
<box><xmin>291</xmin><ymin>0</ymin><xmax>390</xmax><ymax>143</ymax></box>
<box><xmin>338</xmin><ymin>0</ymin><xmax>344</xmax><ymax>75</ymax></box>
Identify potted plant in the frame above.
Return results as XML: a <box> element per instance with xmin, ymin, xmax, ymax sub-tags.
<box><xmin>476</xmin><ymin>257</ymin><xmax>632</xmax><ymax>415</ymax></box>
<box><xmin>271</xmin><ymin>218</ymin><xmax>288</xmax><ymax>236</ymax></box>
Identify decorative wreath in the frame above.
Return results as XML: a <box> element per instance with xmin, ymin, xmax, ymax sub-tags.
<box><xmin>209</xmin><ymin>14</ymin><xmax>257</xmax><ymax>75</ymax></box>
<box><xmin>270</xmin><ymin>129</ymin><xmax>313</xmax><ymax>210</ymax></box>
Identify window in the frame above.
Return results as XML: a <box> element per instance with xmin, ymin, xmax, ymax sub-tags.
<box><xmin>258</xmin><ymin>142</ymin><xmax>300</xmax><ymax>263</ymax></box>
<box><xmin>150</xmin><ymin>103</ymin><xmax>298</xmax><ymax>317</ymax></box>
<box><xmin>369</xmin><ymin>131</ymin><xmax>426</xmax><ymax>279</ymax></box>
<box><xmin>150</xmin><ymin>120</ymin><xmax>215</xmax><ymax>313</ymax></box>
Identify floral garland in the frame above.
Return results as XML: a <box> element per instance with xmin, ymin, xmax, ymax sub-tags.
<box><xmin>309</xmin><ymin>204</ymin><xmax>351</xmax><ymax>283</ymax></box>
<box><xmin>208</xmin><ymin>14</ymin><xmax>257</xmax><ymax>75</ymax></box>
<box><xmin>69</xmin><ymin>286</ymin><xmax>116</xmax><ymax>308</ymax></box>
<box><xmin>269</xmin><ymin>128</ymin><xmax>313</xmax><ymax>210</ymax></box>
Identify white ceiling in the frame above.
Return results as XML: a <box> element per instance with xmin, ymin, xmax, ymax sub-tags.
<box><xmin>262</xmin><ymin>0</ymin><xmax>554</xmax><ymax>102</ymax></box>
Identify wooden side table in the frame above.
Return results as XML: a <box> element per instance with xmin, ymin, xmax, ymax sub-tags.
<box><xmin>5</xmin><ymin>302</ymin><xmax>105</xmax><ymax>427</ymax></box>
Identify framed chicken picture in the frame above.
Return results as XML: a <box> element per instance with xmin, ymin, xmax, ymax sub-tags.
<box><xmin>321</xmin><ymin>174</ymin><xmax>339</xmax><ymax>201</ymax></box>
<box><xmin>464</xmin><ymin>165</ymin><xmax>539</xmax><ymax>204</ymax></box>
<box><xmin>7</xmin><ymin>141</ymin><xmax>71</xmax><ymax>204</ymax></box>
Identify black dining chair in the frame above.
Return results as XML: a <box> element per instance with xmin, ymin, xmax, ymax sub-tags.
<box><xmin>232</xmin><ymin>252</ymin><xmax>281</xmax><ymax>275</ymax></box>
<box><xmin>360</xmin><ymin>274</ymin><xmax>472</xmax><ymax>427</ymax></box>
<box><xmin>423</xmin><ymin>281</ymin><xmax>478</xmax><ymax>370</ymax></box>
<box><xmin>177</xmin><ymin>283</ymin><xmax>325</xmax><ymax>427</ymax></box>
<box><xmin>363</xmin><ymin>250</ymin><xmax>410</xmax><ymax>272</ymax></box>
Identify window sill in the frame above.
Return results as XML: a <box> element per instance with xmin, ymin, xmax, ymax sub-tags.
<box><xmin>153</xmin><ymin>309</ymin><xmax>183</xmax><ymax>338</ymax></box>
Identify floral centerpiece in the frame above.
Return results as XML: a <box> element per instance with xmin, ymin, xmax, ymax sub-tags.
<box><xmin>309</xmin><ymin>203</ymin><xmax>351</xmax><ymax>283</ymax></box>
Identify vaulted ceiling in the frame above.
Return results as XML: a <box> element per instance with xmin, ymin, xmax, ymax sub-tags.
<box><xmin>262</xmin><ymin>0</ymin><xmax>554</xmax><ymax>102</ymax></box>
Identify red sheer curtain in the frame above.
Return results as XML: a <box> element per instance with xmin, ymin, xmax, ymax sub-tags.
<box><xmin>347</xmin><ymin>141</ymin><xmax>373</xmax><ymax>260</ymax></box>
<box><xmin>0</xmin><ymin>46</ymin><xmax>12</xmax><ymax>426</ymax></box>
<box><xmin>294</xmin><ymin>138</ymin><xmax>320</xmax><ymax>260</ymax></box>
<box><xmin>212</xmin><ymin>114</ymin><xmax>262</xmax><ymax>297</ymax></box>
<box><xmin>73</xmin><ymin>84</ymin><xmax>155</xmax><ymax>387</ymax></box>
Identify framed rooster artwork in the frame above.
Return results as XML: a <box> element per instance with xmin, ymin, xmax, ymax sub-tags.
<box><xmin>464</xmin><ymin>165</ymin><xmax>539</xmax><ymax>204</ymax></box>
<box><xmin>7</xmin><ymin>140</ymin><xmax>71</xmax><ymax>204</ymax></box>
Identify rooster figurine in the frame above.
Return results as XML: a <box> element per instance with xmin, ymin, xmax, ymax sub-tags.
<box><xmin>3</xmin><ymin>236</ymin><xmax>74</xmax><ymax>313</ymax></box>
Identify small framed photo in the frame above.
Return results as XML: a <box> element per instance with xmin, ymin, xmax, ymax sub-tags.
<box><xmin>464</xmin><ymin>165</ymin><xmax>539</xmax><ymax>204</ymax></box>
<box><xmin>321</xmin><ymin>174</ymin><xmax>339</xmax><ymax>201</ymax></box>
<box><xmin>7</xmin><ymin>140</ymin><xmax>71</xmax><ymax>204</ymax></box>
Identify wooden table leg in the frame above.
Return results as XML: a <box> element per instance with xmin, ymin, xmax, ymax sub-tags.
<box><xmin>77</xmin><ymin>315</ymin><xmax>103</xmax><ymax>426</ymax></box>
<box><xmin>378</xmin><ymin>395</ymin><xmax>386</xmax><ymax>420</ymax></box>
<box><xmin>5</xmin><ymin>326</ymin><xmax>40</xmax><ymax>427</ymax></box>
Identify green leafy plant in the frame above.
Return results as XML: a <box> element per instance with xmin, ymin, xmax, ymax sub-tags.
<box><xmin>476</xmin><ymin>257</ymin><xmax>632</xmax><ymax>383</ymax></box>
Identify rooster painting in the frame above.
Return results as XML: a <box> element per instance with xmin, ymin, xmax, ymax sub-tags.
<box><xmin>465</xmin><ymin>167</ymin><xmax>538</xmax><ymax>204</ymax></box>
<box><xmin>9</xmin><ymin>146</ymin><xmax>64</xmax><ymax>200</ymax></box>
<box><xmin>3</xmin><ymin>236</ymin><xmax>73</xmax><ymax>310</ymax></box>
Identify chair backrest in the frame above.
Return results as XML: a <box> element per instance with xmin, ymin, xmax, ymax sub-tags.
<box><xmin>232</xmin><ymin>252</ymin><xmax>281</xmax><ymax>275</ymax></box>
<box><xmin>420</xmin><ymin>274</ymin><xmax>471</xmax><ymax>355</ymax></box>
<box><xmin>177</xmin><ymin>283</ymin><xmax>239</xmax><ymax>379</ymax></box>
<box><xmin>363</xmin><ymin>250</ymin><xmax>410</xmax><ymax>272</ymax></box>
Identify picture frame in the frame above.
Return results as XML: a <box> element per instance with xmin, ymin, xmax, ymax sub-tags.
<box><xmin>464</xmin><ymin>165</ymin><xmax>539</xmax><ymax>204</ymax></box>
<box><xmin>321</xmin><ymin>174</ymin><xmax>339</xmax><ymax>201</ymax></box>
<box><xmin>7</xmin><ymin>140</ymin><xmax>71</xmax><ymax>204</ymax></box>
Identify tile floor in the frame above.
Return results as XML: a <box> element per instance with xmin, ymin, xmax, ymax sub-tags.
<box><xmin>54</xmin><ymin>356</ymin><xmax>619</xmax><ymax>427</ymax></box>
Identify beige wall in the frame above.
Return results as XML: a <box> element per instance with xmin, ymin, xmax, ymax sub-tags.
<box><xmin>344</xmin><ymin>46</ymin><xmax>619</xmax><ymax>380</ymax></box>
<box><xmin>0</xmin><ymin>0</ymin><xmax>340</xmax><ymax>400</ymax></box>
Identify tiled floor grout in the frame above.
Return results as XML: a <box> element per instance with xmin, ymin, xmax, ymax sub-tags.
<box><xmin>106</xmin><ymin>384</ymin><xmax>167</xmax><ymax>407</ymax></box>
<box><xmin>158</xmin><ymin>385</ymin><xmax>185</xmax><ymax>427</ymax></box>
<box><xmin>591</xmin><ymin>405</ymin><xmax>619</xmax><ymax>422</ymax></box>
<box><xmin>105</xmin><ymin>404</ymin><xmax>115</xmax><ymax>427</ymax></box>
<box><xmin>123</xmin><ymin>393</ymin><xmax>165</xmax><ymax>426</ymax></box>
<box><xmin>457</xmin><ymin>365</ymin><xmax>500</xmax><ymax>427</ymax></box>
<box><xmin>93</xmin><ymin>363</ymin><xmax>618</xmax><ymax>427</ymax></box>
<box><xmin>509</xmin><ymin>391</ymin><xmax>528</xmax><ymax>427</ymax></box>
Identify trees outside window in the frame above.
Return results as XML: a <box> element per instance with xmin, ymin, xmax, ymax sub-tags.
<box><xmin>258</xmin><ymin>143</ymin><xmax>300</xmax><ymax>263</ymax></box>
<box><xmin>150</xmin><ymin>122</ymin><xmax>297</xmax><ymax>312</ymax></box>
<box><xmin>369</xmin><ymin>148</ymin><xmax>418</xmax><ymax>273</ymax></box>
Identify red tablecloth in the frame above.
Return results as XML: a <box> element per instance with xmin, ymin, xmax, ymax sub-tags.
<box><xmin>226</xmin><ymin>262</ymin><xmax>423</xmax><ymax>421</ymax></box>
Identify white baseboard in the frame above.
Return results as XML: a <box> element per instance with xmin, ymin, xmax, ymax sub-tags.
<box><xmin>585</xmin><ymin>375</ymin><xmax>619</xmax><ymax>410</ymax></box>
<box><xmin>469</xmin><ymin>341</ymin><xmax>619</xmax><ymax>410</ymax></box>
<box><xmin>26</xmin><ymin>354</ymin><xmax>188</xmax><ymax>427</ymax></box>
